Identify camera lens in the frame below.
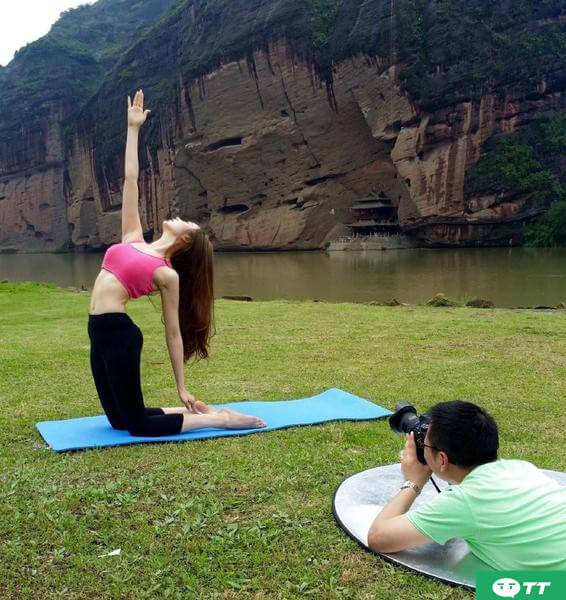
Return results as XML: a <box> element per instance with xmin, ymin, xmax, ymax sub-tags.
<box><xmin>389</xmin><ymin>401</ymin><xmax>420</xmax><ymax>433</ymax></box>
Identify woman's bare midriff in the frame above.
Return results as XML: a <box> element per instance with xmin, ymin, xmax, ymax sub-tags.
<box><xmin>89</xmin><ymin>269</ymin><xmax>131</xmax><ymax>314</ymax></box>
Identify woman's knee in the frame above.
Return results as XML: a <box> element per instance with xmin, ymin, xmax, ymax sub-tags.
<box><xmin>126</xmin><ymin>413</ymin><xmax>183</xmax><ymax>437</ymax></box>
<box><xmin>127</xmin><ymin>420</ymin><xmax>150</xmax><ymax>437</ymax></box>
<box><xmin>127</xmin><ymin>416</ymin><xmax>162</xmax><ymax>437</ymax></box>
<box><xmin>111</xmin><ymin>422</ymin><xmax>127</xmax><ymax>431</ymax></box>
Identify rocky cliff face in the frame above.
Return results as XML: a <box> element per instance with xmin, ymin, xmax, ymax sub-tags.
<box><xmin>1</xmin><ymin>0</ymin><xmax>564</xmax><ymax>252</ymax></box>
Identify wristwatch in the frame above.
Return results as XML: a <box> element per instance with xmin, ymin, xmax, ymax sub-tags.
<box><xmin>399</xmin><ymin>480</ymin><xmax>421</xmax><ymax>495</ymax></box>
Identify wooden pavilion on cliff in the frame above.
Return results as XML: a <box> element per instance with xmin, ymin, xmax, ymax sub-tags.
<box><xmin>348</xmin><ymin>193</ymin><xmax>401</xmax><ymax>236</ymax></box>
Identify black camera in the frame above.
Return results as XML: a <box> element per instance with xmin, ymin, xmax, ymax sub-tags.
<box><xmin>389</xmin><ymin>401</ymin><xmax>431</xmax><ymax>464</ymax></box>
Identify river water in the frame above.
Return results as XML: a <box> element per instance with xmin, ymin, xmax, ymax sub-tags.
<box><xmin>1</xmin><ymin>248</ymin><xmax>565</xmax><ymax>307</ymax></box>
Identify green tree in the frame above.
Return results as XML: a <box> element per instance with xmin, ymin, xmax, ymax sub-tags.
<box><xmin>525</xmin><ymin>199</ymin><xmax>566</xmax><ymax>247</ymax></box>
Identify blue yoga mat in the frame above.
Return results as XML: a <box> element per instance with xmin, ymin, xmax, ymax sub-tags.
<box><xmin>36</xmin><ymin>388</ymin><xmax>391</xmax><ymax>452</ymax></box>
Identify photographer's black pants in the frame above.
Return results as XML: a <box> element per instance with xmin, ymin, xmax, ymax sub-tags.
<box><xmin>88</xmin><ymin>313</ymin><xmax>183</xmax><ymax>436</ymax></box>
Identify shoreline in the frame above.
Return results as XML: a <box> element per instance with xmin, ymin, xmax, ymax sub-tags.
<box><xmin>2</xmin><ymin>241</ymin><xmax>565</xmax><ymax>255</ymax></box>
<box><xmin>2</xmin><ymin>281</ymin><xmax>564</xmax><ymax>312</ymax></box>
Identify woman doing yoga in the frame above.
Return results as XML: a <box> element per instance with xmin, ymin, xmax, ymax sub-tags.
<box><xmin>88</xmin><ymin>90</ymin><xmax>266</xmax><ymax>436</ymax></box>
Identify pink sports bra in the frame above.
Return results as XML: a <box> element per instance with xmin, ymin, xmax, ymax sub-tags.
<box><xmin>101</xmin><ymin>241</ymin><xmax>171</xmax><ymax>299</ymax></box>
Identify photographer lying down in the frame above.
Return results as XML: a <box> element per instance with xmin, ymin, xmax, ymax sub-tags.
<box><xmin>368</xmin><ymin>401</ymin><xmax>566</xmax><ymax>570</ymax></box>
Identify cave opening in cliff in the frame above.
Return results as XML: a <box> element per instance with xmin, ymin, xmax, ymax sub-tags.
<box><xmin>205</xmin><ymin>137</ymin><xmax>243</xmax><ymax>152</ymax></box>
<box><xmin>219</xmin><ymin>204</ymin><xmax>249</xmax><ymax>214</ymax></box>
<box><xmin>304</xmin><ymin>173</ymin><xmax>343</xmax><ymax>187</ymax></box>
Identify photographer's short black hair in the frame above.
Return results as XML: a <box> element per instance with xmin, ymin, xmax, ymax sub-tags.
<box><xmin>427</xmin><ymin>401</ymin><xmax>499</xmax><ymax>467</ymax></box>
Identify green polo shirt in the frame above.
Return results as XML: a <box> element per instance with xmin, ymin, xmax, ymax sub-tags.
<box><xmin>406</xmin><ymin>459</ymin><xmax>566</xmax><ymax>570</ymax></box>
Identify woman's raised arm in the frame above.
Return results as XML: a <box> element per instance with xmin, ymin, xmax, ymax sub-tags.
<box><xmin>121</xmin><ymin>90</ymin><xmax>151</xmax><ymax>243</ymax></box>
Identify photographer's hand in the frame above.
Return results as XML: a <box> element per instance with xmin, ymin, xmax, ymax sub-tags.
<box><xmin>400</xmin><ymin>432</ymin><xmax>432</xmax><ymax>487</ymax></box>
<box><xmin>367</xmin><ymin>432</ymin><xmax>435</xmax><ymax>553</ymax></box>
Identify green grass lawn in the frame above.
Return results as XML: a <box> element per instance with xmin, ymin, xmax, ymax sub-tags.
<box><xmin>1</xmin><ymin>282</ymin><xmax>565</xmax><ymax>600</ymax></box>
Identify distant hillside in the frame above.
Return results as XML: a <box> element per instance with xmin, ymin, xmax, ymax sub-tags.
<box><xmin>0</xmin><ymin>0</ymin><xmax>176</xmax><ymax>175</ymax></box>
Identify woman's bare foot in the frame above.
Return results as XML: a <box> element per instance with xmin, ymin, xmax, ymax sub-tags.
<box><xmin>218</xmin><ymin>408</ymin><xmax>266</xmax><ymax>429</ymax></box>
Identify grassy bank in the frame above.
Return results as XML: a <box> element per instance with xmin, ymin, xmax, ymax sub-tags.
<box><xmin>1</xmin><ymin>282</ymin><xmax>565</xmax><ymax>600</ymax></box>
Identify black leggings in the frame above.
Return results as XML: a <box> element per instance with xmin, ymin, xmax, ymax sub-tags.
<box><xmin>88</xmin><ymin>313</ymin><xmax>183</xmax><ymax>436</ymax></box>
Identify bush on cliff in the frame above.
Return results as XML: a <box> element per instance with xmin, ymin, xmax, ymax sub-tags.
<box><xmin>525</xmin><ymin>200</ymin><xmax>566</xmax><ymax>248</ymax></box>
<box><xmin>310</xmin><ymin>0</ymin><xmax>341</xmax><ymax>54</ymax></box>
<box><xmin>465</xmin><ymin>113</ymin><xmax>566</xmax><ymax>245</ymax></box>
<box><xmin>465</xmin><ymin>137</ymin><xmax>555</xmax><ymax>201</ymax></box>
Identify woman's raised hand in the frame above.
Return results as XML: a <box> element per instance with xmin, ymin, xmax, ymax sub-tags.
<box><xmin>127</xmin><ymin>89</ymin><xmax>151</xmax><ymax>129</ymax></box>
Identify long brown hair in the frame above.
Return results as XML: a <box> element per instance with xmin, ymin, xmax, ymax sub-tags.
<box><xmin>170</xmin><ymin>229</ymin><xmax>215</xmax><ymax>361</ymax></box>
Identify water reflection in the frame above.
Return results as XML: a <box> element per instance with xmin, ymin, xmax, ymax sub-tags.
<box><xmin>0</xmin><ymin>253</ymin><xmax>102</xmax><ymax>290</ymax></box>
<box><xmin>214</xmin><ymin>248</ymin><xmax>566</xmax><ymax>306</ymax></box>
<box><xmin>0</xmin><ymin>248</ymin><xmax>565</xmax><ymax>307</ymax></box>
